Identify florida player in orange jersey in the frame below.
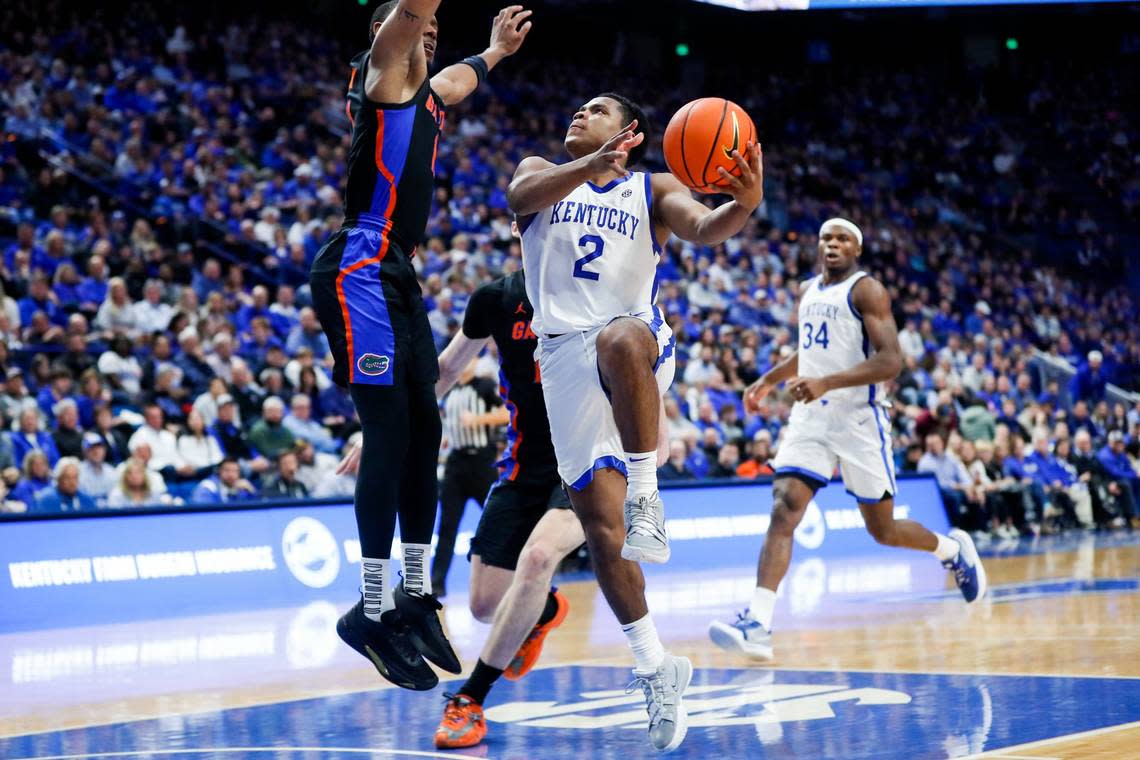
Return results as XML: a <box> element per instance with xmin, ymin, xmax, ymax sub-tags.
<box><xmin>309</xmin><ymin>1</ymin><xmax>531</xmax><ymax>692</ymax></box>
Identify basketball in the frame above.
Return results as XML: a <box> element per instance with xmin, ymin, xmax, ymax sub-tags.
<box><xmin>663</xmin><ymin>97</ymin><xmax>757</xmax><ymax>193</ymax></box>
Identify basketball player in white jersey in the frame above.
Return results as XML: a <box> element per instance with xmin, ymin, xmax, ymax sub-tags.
<box><xmin>508</xmin><ymin>93</ymin><xmax>763</xmax><ymax>752</ymax></box>
<box><xmin>708</xmin><ymin>218</ymin><xmax>987</xmax><ymax>661</ymax></box>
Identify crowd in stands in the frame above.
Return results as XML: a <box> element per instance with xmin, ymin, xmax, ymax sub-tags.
<box><xmin>1</xmin><ymin>2</ymin><xmax>1138</xmax><ymax>537</ymax></box>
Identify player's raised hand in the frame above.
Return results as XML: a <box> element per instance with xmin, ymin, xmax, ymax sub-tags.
<box><xmin>786</xmin><ymin>376</ymin><xmax>830</xmax><ymax>404</ymax></box>
<box><xmin>743</xmin><ymin>378</ymin><xmax>775</xmax><ymax>415</ymax></box>
<box><xmin>588</xmin><ymin>120</ymin><xmax>644</xmax><ymax>174</ymax></box>
<box><xmin>489</xmin><ymin>6</ymin><xmax>533</xmax><ymax>57</ymax></box>
<box><xmin>716</xmin><ymin>142</ymin><xmax>764</xmax><ymax>210</ymax></box>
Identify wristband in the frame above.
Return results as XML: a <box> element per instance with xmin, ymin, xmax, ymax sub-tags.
<box><xmin>461</xmin><ymin>55</ymin><xmax>489</xmax><ymax>84</ymax></box>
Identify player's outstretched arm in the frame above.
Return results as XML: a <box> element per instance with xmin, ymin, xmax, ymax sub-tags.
<box><xmin>651</xmin><ymin>143</ymin><xmax>763</xmax><ymax>246</ymax></box>
<box><xmin>365</xmin><ymin>0</ymin><xmax>442</xmax><ymax>103</ymax></box>
<box><xmin>435</xmin><ymin>332</ymin><xmax>491</xmax><ymax>400</ymax></box>
<box><xmin>431</xmin><ymin>5</ymin><xmax>532</xmax><ymax>106</ymax></box>
<box><xmin>508</xmin><ymin>121</ymin><xmax>645</xmax><ymax>217</ymax></box>
<box><xmin>786</xmin><ymin>277</ymin><xmax>903</xmax><ymax>404</ymax></box>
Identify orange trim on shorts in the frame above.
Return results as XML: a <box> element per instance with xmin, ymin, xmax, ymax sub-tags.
<box><xmin>336</xmin><ymin>234</ymin><xmax>392</xmax><ymax>385</ymax></box>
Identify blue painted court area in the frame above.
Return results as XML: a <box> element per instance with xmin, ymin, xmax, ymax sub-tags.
<box><xmin>6</xmin><ymin>666</ymin><xmax>1140</xmax><ymax>759</ymax></box>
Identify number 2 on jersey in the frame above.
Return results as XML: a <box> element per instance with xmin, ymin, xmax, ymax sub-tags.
<box><xmin>801</xmin><ymin>321</ymin><xmax>830</xmax><ymax>349</ymax></box>
<box><xmin>573</xmin><ymin>234</ymin><xmax>604</xmax><ymax>281</ymax></box>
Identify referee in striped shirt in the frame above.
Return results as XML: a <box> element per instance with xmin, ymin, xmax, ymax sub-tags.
<box><xmin>433</xmin><ymin>359</ymin><xmax>505</xmax><ymax>595</ymax></box>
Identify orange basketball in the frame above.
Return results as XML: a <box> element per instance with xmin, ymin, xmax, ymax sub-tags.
<box><xmin>662</xmin><ymin>97</ymin><xmax>756</xmax><ymax>194</ymax></box>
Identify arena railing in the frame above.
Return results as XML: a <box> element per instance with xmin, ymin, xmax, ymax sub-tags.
<box><xmin>1030</xmin><ymin>348</ymin><xmax>1139</xmax><ymax>411</ymax></box>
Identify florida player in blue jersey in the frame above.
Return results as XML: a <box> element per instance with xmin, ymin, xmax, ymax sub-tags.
<box><xmin>309</xmin><ymin>1</ymin><xmax>531</xmax><ymax>692</ymax></box>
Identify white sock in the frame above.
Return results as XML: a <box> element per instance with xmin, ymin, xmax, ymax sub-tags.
<box><xmin>933</xmin><ymin>533</ymin><xmax>960</xmax><ymax>562</ymax></box>
<box><xmin>749</xmin><ymin>586</ymin><xmax>777</xmax><ymax>631</ymax></box>
<box><xmin>625</xmin><ymin>451</ymin><xmax>658</xmax><ymax>501</ymax></box>
<box><xmin>622</xmin><ymin>613</ymin><xmax>666</xmax><ymax>673</ymax></box>
<box><xmin>401</xmin><ymin>542</ymin><xmax>432</xmax><ymax>596</ymax></box>
<box><xmin>361</xmin><ymin>557</ymin><xmax>394</xmax><ymax>621</ymax></box>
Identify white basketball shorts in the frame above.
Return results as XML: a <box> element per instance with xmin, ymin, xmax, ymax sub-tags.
<box><xmin>771</xmin><ymin>398</ymin><xmax>898</xmax><ymax>503</ymax></box>
<box><xmin>538</xmin><ymin>307</ymin><xmax>675</xmax><ymax>491</ymax></box>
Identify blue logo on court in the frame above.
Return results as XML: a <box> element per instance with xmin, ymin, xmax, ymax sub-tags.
<box><xmin>356</xmin><ymin>353</ymin><xmax>390</xmax><ymax>377</ymax></box>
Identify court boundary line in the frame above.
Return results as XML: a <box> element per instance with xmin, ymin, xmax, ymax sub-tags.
<box><xmin>959</xmin><ymin>719</ymin><xmax>1140</xmax><ymax>759</ymax></box>
<box><xmin>8</xmin><ymin>747</ymin><xmax>476</xmax><ymax>760</ymax></box>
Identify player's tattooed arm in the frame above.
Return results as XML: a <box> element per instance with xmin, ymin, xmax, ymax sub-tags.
<box><xmin>432</xmin><ymin>6</ymin><xmax>533</xmax><ymax>106</ymax></box>
<box><xmin>788</xmin><ymin>277</ymin><xmax>903</xmax><ymax>404</ymax></box>
<box><xmin>365</xmin><ymin>0</ymin><xmax>441</xmax><ymax>103</ymax></box>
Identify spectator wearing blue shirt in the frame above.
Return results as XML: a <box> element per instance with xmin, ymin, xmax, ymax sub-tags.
<box><xmin>684</xmin><ymin>434</ymin><xmax>711</xmax><ymax>479</ymax></box>
<box><xmin>283</xmin><ymin>394</ymin><xmax>341</xmax><ymax>454</ymax></box>
<box><xmin>11</xmin><ymin>450</ymin><xmax>53</xmax><ymax>508</ymax></box>
<box><xmin>4</xmin><ymin>223</ymin><xmax>42</xmax><ymax>273</ymax></box>
<box><xmin>78</xmin><ymin>433</ymin><xmax>117</xmax><ymax>503</ymax></box>
<box><xmin>52</xmin><ymin>262</ymin><xmax>84</xmax><ymax>310</ymax></box>
<box><xmin>235</xmin><ymin>285</ymin><xmax>291</xmax><ymax>338</ymax></box>
<box><xmin>284</xmin><ymin>307</ymin><xmax>330</xmax><ymax>359</ymax></box>
<box><xmin>1097</xmin><ymin>431</ymin><xmax>1138</xmax><ymax>527</ymax></box>
<box><xmin>34</xmin><ymin>457</ymin><xmax>96</xmax><ymax>513</ymax></box>
<box><xmin>174</xmin><ymin>327</ymin><xmax>214</xmax><ymax>397</ymax></box>
<box><xmin>918</xmin><ymin>434</ymin><xmax>981</xmax><ymax>527</ymax></box>
<box><xmin>964</xmin><ymin>300</ymin><xmax>991</xmax><ymax>336</ymax></box>
<box><xmin>318</xmin><ymin>383</ymin><xmax>356</xmax><ymax>433</ymax></box>
<box><xmin>1026</xmin><ymin>434</ymin><xmax>1079</xmax><ymax>528</ymax></box>
<box><xmin>36</xmin><ymin>367</ymin><xmax>76</xmax><ymax>426</ymax></box>
<box><xmin>12</xmin><ymin>407</ymin><xmax>61</xmax><ymax>470</ymax></box>
<box><xmin>693</xmin><ymin>401</ymin><xmax>725</xmax><ymax>443</ymax></box>
<box><xmin>190</xmin><ymin>458</ymin><xmax>258</xmax><ymax>505</ymax></box>
<box><xmin>930</xmin><ymin>300</ymin><xmax>962</xmax><ymax>338</ymax></box>
<box><xmin>1070</xmin><ymin>350</ymin><xmax>1109</xmax><ymax>405</ymax></box>
<box><xmin>36</xmin><ymin>230</ymin><xmax>70</xmax><ymax>277</ymax></box>
<box><xmin>239</xmin><ymin>317</ymin><xmax>284</xmax><ymax>370</ymax></box>
<box><xmin>77</xmin><ymin>253</ymin><xmax>110</xmax><ymax>315</ymax></box>
<box><xmin>192</xmin><ymin>258</ymin><xmax>225</xmax><ymax>304</ymax></box>
<box><xmin>18</xmin><ymin>276</ymin><xmax>63</xmax><ymax>329</ymax></box>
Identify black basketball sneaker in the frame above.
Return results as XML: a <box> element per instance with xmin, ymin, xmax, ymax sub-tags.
<box><xmin>395</xmin><ymin>582</ymin><xmax>463</xmax><ymax>674</ymax></box>
<box><xmin>336</xmin><ymin>598</ymin><xmax>438</xmax><ymax>690</ymax></box>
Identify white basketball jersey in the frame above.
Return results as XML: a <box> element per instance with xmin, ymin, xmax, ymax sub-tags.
<box><xmin>520</xmin><ymin>172</ymin><xmax>660</xmax><ymax>335</ymax></box>
<box><xmin>796</xmin><ymin>271</ymin><xmax>886</xmax><ymax>406</ymax></box>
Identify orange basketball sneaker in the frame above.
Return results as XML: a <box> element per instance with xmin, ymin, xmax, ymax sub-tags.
<box><xmin>504</xmin><ymin>589</ymin><xmax>569</xmax><ymax>681</ymax></box>
<box><xmin>434</xmin><ymin>693</ymin><xmax>486</xmax><ymax>749</ymax></box>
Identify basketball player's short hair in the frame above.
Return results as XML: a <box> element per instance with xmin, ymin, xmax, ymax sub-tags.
<box><xmin>369</xmin><ymin>2</ymin><xmax>399</xmax><ymax>43</ymax></box>
<box><xmin>597</xmin><ymin>92</ymin><xmax>650</xmax><ymax>167</ymax></box>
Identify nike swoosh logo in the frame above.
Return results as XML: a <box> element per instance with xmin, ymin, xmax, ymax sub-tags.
<box><xmin>630</xmin><ymin>457</ymin><xmax>651</xmax><ymax>463</ymax></box>
<box><xmin>722</xmin><ymin>111</ymin><xmax>740</xmax><ymax>159</ymax></box>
